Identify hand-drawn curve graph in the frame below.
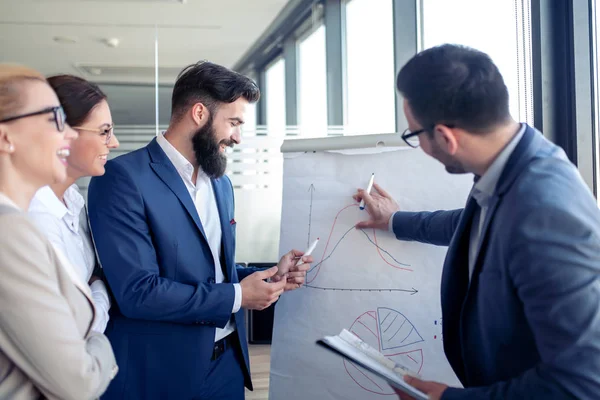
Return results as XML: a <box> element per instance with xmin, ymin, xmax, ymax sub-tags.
<box><xmin>344</xmin><ymin>308</ymin><xmax>425</xmax><ymax>395</ymax></box>
<box><xmin>305</xmin><ymin>204</ymin><xmax>418</xmax><ymax>293</ymax></box>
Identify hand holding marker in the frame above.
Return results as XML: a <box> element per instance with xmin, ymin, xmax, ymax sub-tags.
<box><xmin>296</xmin><ymin>238</ymin><xmax>320</xmax><ymax>266</ymax></box>
<box><xmin>359</xmin><ymin>173</ymin><xmax>375</xmax><ymax>210</ymax></box>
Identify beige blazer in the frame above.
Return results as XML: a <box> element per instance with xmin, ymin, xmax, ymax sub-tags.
<box><xmin>0</xmin><ymin>195</ymin><xmax>117</xmax><ymax>400</ymax></box>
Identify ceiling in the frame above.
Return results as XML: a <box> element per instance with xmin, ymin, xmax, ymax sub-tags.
<box><xmin>0</xmin><ymin>0</ymin><xmax>288</xmax><ymax>85</ymax></box>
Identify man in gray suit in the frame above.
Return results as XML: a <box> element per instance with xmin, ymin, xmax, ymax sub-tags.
<box><xmin>355</xmin><ymin>44</ymin><xmax>600</xmax><ymax>399</ymax></box>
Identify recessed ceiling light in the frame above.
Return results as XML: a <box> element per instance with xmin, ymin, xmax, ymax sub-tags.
<box><xmin>104</xmin><ymin>38</ymin><xmax>120</xmax><ymax>48</ymax></box>
<box><xmin>53</xmin><ymin>36</ymin><xmax>77</xmax><ymax>44</ymax></box>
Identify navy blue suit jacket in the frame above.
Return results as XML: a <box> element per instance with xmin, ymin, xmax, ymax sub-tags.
<box><xmin>392</xmin><ymin>125</ymin><xmax>600</xmax><ymax>399</ymax></box>
<box><xmin>87</xmin><ymin>138</ymin><xmax>258</xmax><ymax>399</ymax></box>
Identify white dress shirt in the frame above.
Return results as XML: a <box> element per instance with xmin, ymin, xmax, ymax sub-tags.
<box><xmin>157</xmin><ymin>133</ymin><xmax>241</xmax><ymax>342</ymax></box>
<box><xmin>28</xmin><ymin>185</ymin><xmax>111</xmax><ymax>332</ymax></box>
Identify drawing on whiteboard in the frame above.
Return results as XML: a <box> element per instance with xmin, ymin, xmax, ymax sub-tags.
<box><xmin>270</xmin><ymin>148</ymin><xmax>470</xmax><ymax>400</ymax></box>
<box><xmin>344</xmin><ymin>308</ymin><xmax>424</xmax><ymax>395</ymax></box>
<box><xmin>304</xmin><ymin>202</ymin><xmax>417</xmax><ymax>293</ymax></box>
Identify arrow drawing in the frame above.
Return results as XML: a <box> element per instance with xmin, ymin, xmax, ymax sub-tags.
<box><xmin>307</xmin><ymin>184</ymin><xmax>315</xmax><ymax>247</ymax></box>
<box><xmin>304</xmin><ymin>284</ymin><xmax>418</xmax><ymax>294</ymax></box>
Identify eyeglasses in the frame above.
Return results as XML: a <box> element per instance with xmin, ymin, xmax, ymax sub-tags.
<box><xmin>72</xmin><ymin>125</ymin><xmax>114</xmax><ymax>145</ymax></box>
<box><xmin>401</xmin><ymin>128</ymin><xmax>426</xmax><ymax>148</ymax></box>
<box><xmin>0</xmin><ymin>106</ymin><xmax>66</xmax><ymax>132</ymax></box>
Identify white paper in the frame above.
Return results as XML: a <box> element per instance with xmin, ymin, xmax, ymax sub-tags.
<box><xmin>270</xmin><ymin>148</ymin><xmax>473</xmax><ymax>399</ymax></box>
<box><xmin>319</xmin><ymin>330</ymin><xmax>428</xmax><ymax>400</ymax></box>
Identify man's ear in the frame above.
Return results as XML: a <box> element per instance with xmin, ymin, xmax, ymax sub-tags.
<box><xmin>191</xmin><ymin>103</ymin><xmax>209</xmax><ymax>126</ymax></box>
<box><xmin>434</xmin><ymin>124</ymin><xmax>459</xmax><ymax>155</ymax></box>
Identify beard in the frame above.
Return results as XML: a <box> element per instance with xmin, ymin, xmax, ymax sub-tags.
<box><xmin>191</xmin><ymin>117</ymin><xmax>234</xmax><ymax>179</ymax></box>
<box><xmin>428</xmin><ymin>140</ymin><xmax>467</xmax><ymax>174</ymax></box>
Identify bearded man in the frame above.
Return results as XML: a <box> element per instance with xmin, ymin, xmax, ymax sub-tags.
<box><xmin>87</xmin><ymin>61</ymin><xmax>312</xmax><ymax>400</ymax></box>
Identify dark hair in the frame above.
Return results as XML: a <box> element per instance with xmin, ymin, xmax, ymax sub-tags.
<box><xmin>47</xmin><ymin>75</ymin><xmax>107</xmax><ymax>127</ymax></box>
<box><xmin>396</xmin><ymin>44</ymin><xmax>511</xmax><ymax>134</ymax></box>
<box><xmin>171</xmin><ymin>60</ymin><xmax>260</xmax><ymax>121</ymax></box>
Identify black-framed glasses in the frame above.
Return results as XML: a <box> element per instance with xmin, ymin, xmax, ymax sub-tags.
<box><xmin>72</xmin><ymin>124</ymin><xmax>114</xmax><ymax>145</ymax></box>
<box><xmin>401</xmin><ymin>128</ymin><xmax>426</xmax><ymax>148</ymax></box>
<box><xmin>0</xmin><ymin>106</ymin><xmax>66</xmax><ymax>132</ymax></box>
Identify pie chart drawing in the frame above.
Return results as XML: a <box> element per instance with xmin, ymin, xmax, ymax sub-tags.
<box><xmin>344</xmin><ymin>308</ymin><xmax>425</xmax><ymax>395</ymax></box>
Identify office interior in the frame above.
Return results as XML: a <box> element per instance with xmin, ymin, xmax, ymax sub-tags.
<box><xmin>2</xmin><ymin>0</ymin><xmax>600</xmax><ymax>399</ymax></box>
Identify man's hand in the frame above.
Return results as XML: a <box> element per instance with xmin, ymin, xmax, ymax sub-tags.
<box><xmin>240</xmin><ymin>267</ymin><xmax>287</xmax><ymax>310</ymax></box>
<box><xmin>394</xmin><ymin>376</ymin><xmax>448</xmax><ymax>400</ymax></box>
<box><xmin>353</xmin><ymin>183</ymin><xmax>400</xmax><ymax>230</ymax></box>
<box><xmin>271</xmin><ymin>249</ymin><xmax>313</xmax><ymax>291</ymax></box>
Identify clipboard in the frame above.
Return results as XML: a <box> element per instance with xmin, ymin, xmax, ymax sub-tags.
<box><xmin>317</xmin><ymin>329</ymin><xmax>428</xmax><ymax>400</ymax></box>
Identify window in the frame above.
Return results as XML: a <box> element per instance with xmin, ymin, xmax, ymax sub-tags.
<box><xmin>421</xmin><ymin>0</ymin><xmax>533</xmax><ymax>124</ymax></box>
<box><xmin>345</xmin><ymin>0</ymin><xmax>396</xmax><ymax>134</ymax></box>
<box><xmin>298</xmin><ymin>24</ymin><xmax>328</xmax><ymax>137</ymax></box>
<box><xmin>265</xmin><ymin>58</ymin><xmax>286</xmax><ymax>137</ymax></box>
<box><xmin>593</xmin><ymin>0</ymin><xmax>600</xmax><ymax>203</ymax></box>
<box><xmin>242</xmin><ymin>102</ymin><xmax>257</xmax><ymax>137</ymax></box>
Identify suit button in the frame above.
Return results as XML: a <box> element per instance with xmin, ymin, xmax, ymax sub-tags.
<box><xmin>207</xmin><ymin>277</ymin><xmax>215</xmax><ymax>284</ymax></box>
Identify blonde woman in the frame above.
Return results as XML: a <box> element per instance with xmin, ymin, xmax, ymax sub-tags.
<box><xmin>0</xmin><ymin>64</ymin><xmax>117</xmax><ymax>400</ymax></box>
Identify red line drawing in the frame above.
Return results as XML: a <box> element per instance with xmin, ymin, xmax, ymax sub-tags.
<box><xmin>357</xmin><ymin>320</ymin><xmax>377</xmax><ymax>338</ymax></box>
<box><xmin>307</xmin><ymin>204</ymin><xmax>412</xmax><ymax>285</ymax></box>
<box><xmin>345</xmin><ymin>361</ymin><xmax>385</xmax><ymax>392</ymax></box>
<box><xmin>372</xmin><ymin>229</ymin><xmax>411</xmax><ymax>271</ymax></box>
<box><xmin>344</xmin><ymin>309</ymin><xmax>424</xmax><ymax>395</ymax></box>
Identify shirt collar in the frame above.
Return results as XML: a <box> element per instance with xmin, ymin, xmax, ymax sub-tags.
<box><xmin>472</xmin><ymin>123</ymin><xmax>526</xmax><ymax>205</ymax></box>
<box><xmin>64</xmin><ymin>184</ymin><xmax>85</xmax><ymax>217</ymax></box>
<box><xmin>30</xmin><ymin>186</ymin><xmax>69</xmax><ymax>219</ymax></box>
<box><xmin>156</xmin><ymin>132</ymin><xmax>210</xmax><ymax>184</ymax></box>
<box><xmin>157</xmin><ymin>132</ymin><xmax>195</xmax><ymax>181</ymax></box>
<box><xmin>29</xmin><ymin>184</ymin><xmax>84</xmax><ymax>222</ymax></box>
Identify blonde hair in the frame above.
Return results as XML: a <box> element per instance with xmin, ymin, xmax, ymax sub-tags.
<box><xmin>0</xmin><ymin>64</ymin><xmax>46</xmax><ymax>121</ymax></box>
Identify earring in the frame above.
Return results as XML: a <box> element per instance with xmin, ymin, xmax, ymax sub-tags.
<box><xmin>8</xmin><ymin>144</ymin><xmax>14</xmax><ymax>152</ymax></box>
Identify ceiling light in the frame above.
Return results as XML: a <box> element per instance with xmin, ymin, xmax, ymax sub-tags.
<box><xmin>104</xmin><ymin>38</ymin><xmax>120</xmax><ymax>48</ymax></box>
<box><xmin>53</xmin><ymin>36</ymin><xmax>77</xmax><ymax>44</ymax></box>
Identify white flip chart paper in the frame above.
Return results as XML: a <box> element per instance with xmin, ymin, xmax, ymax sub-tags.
<box><xmin>269</xmin><ymin>147</ymin><xmax>473</xmax><ymax>400</ymax></box>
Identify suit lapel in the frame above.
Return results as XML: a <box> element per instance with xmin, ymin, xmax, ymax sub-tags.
<box><xmin>212</xmin><ymin>178</ymin><xmax>233</xmax><ymax>280</ymax></box>
<box><xmin>53</xmin><ymin>248</ymin><xmax>93</xmax><ymax>298</ymax></box>
<box><xmin>440</xmin><ymin>195</ymin><xmax>478</xmax><ymax>384</ymax></box>
<box><xmin>449</xmin><ymin>125</ymin><xmax>544</xmax><ymax>385</ymax></box>
<box><xmin>468</xmin><ymin>195</ymin><xmax>499</xmax><ymax>276</ymax></box>
<box><xmin>469</xmin><ymin>125</ymin><xmax>540</xmax><ymax>278</ymax></box>
<box><xmin>495</xmin><ymin>125</ymin><xmax>540</xmax><ymax>195</ymax></box>
<box><xmin>147</xmin><ymin>139</ymin><xmax>209</xmax><ymax>245</ymax></box>
<box><xmin>441</xmin><ymin>196</ymin><xmax>478</xmax><ymax>304</ymax></box>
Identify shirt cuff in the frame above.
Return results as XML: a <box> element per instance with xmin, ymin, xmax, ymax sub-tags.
<box><xmin>232</xmin><ymin>283</ymin><xmax>242</xmax><ymax>314</ymax></box>
<box><xmin>90</xmin><ymin>280</ymin><xmax>111</xmax><ymax>307</ymax></box>
<box><xmin>388</xmin><ymin>212</ymin><xmax>397</xmax><ymax>232</ymax></box>
<box><xmin>90</xmin><ymin>280</ymin><xmax>111</xmax><ymax>333</ymax></box>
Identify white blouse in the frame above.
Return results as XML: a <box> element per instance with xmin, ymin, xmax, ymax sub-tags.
<box><xmin>28</xmin><ymin>185</ymin><xmax>111</xmax><ymax>333</ymax></box>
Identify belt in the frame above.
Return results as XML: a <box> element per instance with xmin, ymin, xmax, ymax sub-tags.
<box><xmin>211</xmin><ymin>334</ymin><xmax>235</xmax><ymax>361</ymax></box>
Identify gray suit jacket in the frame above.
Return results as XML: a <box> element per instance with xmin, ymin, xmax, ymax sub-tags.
<box><xmin>0</xmin><ymin>196</ymin><xmax>117</xmax><ymax>400</ymax></box>
<box><xmin>392</xmin><ymin>125</ymin><xmax>600</xmax><ymax>399</ymax></box>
